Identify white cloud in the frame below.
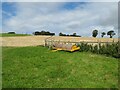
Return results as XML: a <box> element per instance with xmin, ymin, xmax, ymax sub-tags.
<box><xmin>3</xmin><ymin>2</ymin><xmax>118</xmax><ymax>37</ymax></box>
<box><xmin>2</xmin><ymin>0</ymin><xmax>119</xmax><ymax>2</ymax></box>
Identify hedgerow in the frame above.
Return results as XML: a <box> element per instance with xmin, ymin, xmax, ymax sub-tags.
<box><xmin>78</xmin><ymin>42</ymin><xmax>120</xmax><ymax>58</ymax></box>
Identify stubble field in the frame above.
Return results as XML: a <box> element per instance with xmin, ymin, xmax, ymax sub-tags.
<box><xmin>0</xmin><ymin>35</ymin><xmax>118</xmax><ymax>47</ymax></box>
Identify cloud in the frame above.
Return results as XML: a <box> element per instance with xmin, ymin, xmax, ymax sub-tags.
<box><xmin>2</xmin><ymin>2</ymin><xmax>118</xmax><ymax>37</ymax></box>
<box><xmin>2</xmin><ymin>0</ymin><xmax>120</xmax><ymax>2</ymax></box>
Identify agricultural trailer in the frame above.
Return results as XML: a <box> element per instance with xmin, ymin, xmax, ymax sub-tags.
<box><xmin>52</xmin><ymin>43</ymin><xmax>80</xmax><ymax>52</ymax></box>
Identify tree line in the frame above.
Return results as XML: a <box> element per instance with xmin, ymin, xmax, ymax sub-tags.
<box><xmin>92</xmin><ymin>30</ymin><xmax>116</xmax><ymax>38</ymax></box>
<box><xmin>33</xmin><ymin>31</ymin><xmax>81</xmax><ymax>37</ymax></box>
<box><xmin>7</xmin><ymin>29</ymin><xmax>116</xmax><ymax>38</ymax></box>
<box><xmin>33</xmin><ymin>30</ymin><xmax>116</xmax><ymax>38</ymax></box>
<box><xmin>33</xmin><ymin>31</ymin><xmax>55</xmax><ymax>36</ymax></box>
<box><xmin>59</xmin><ymin>32</ymin><xmax>81</xmax><ymax>37</ymax></box>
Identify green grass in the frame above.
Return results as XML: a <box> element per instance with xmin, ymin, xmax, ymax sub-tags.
<box><xmin>2</xmin><ymin>46</ymin><xmax>118</xmax><ymax>88</ymax></box>
<box><xmin>0</xmin><ymin>33</ymin><xmax>31</xmax><ymax>37</ymax></box>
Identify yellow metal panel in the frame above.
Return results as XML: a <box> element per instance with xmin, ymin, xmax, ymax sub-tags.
<box><xmin>70</xmin><ymin>47</ymin><xmax>80</xmax><ymax>52</ymax></box>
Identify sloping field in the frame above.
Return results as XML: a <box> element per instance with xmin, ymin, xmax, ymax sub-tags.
<box><xmin>1</xmin><ymin>36</ymin><xmax>51</xmax><ymax>47</ymax></box>
<box><xmin>2</xmin><ymin>46</ymin><xmax>118</xmax><ymax>88</ymax></box>
<box><xmin>48</xmin><ymin>36</ymin><xmax>118</xmax><ymax>42</ymax></box>
<box><xmin>0</xmin><ymin>36</ymin><xmax>118</xmax><ymax>47</ymax></box>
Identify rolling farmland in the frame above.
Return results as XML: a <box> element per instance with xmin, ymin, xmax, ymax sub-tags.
<box><xmin>2</xmin><ymin>35</ymin><xmax>119</xmax><ymax>88</ymax></box>
<box><xmin>2</xmin><ymin>46</ymin><xmax>118</xmax><ymax>88</ymax></box>
<box><xmin>2</xmin><ymin>1</ymin><xmax>119</xmax><ymax>88</ymax></box>
<box><xmin>0</xmin><ymin>36</ymin><xmax>118</xmax><ymax>47</ymax></box>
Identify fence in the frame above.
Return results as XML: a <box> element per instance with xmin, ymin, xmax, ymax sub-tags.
<box><xmin>44</xmin><ymin>39</ymin><xmax>120</xmax><ymax>58</ymax></box>
<box><xmin>44</xmin><ymin>38</ymin><xmax>118</xmax><ymax>49</ymax></box>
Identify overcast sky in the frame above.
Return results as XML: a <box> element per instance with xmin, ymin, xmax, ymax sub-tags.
<box><xmin>2</xmin><ymin>1</ymin><xmax>118</xmax><ymax>37</ymax></box>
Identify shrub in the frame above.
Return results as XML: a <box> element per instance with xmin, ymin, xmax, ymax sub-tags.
<box><xmin>92</xmin><ymin>45</ymin><xmax>99</xmax><ymax>54</ymax></box>
<box><xmin>33</xmin><ymin>31</ymin><xmax>55</xmax><ymax>36</ymax></box>
<box><xmin>78</xmin><ymin>42</ymin><xmax>120</xmax><ymax>58</ymax></box>
<box><xmin>8</xmin><ymin>32</ymin><xmax>15</xmax><ymax>34</ymax></box>
<box><xmin>78</xmin><ymin>42</ymin><xmax>90</xmax><ymax>52</ymax></box>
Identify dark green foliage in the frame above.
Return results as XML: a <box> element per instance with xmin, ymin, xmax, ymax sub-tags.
<box><xmin>8</xmin><ymin>32</ymin><xmax>15</xmax><ymax>34</ymax></box>
<box><xmin>59</xmin><ymin>32</ymin><xmax>63</xmax><ymax>36</ymax></box>
<box><xmin>99</xmin><ymin>43</ymin><xmax>119</xmax><ymax>58</ymax></box>
<box><xmin>107</xmin><ymin>30</ymin><xmax>116</xmax><ymax>38</ymax></box>
<box><xmin>59</xmin><ymin>32</ymin><xmax>65</xmax><ymax>36</ymax></box>
<box><xmin>78</xmin><ymin>42</ymin><xmax>120</xmax><ymax>58</ymax></box>
<box><xmin>99</xmin><ymin>44</ymin><xmax>107</xmax><ymax>54</ymax></box>
<box><xmin>33</xmin><ymin>31</ymin><xmax>55</xmax><ymax>36</ymax></box>
<box><xmin>92</xmin><ymin>30</ymin><xmax>98</xmax><ymax>37</ymax></box>
<box><xmin>101</xmin><ymin>32</ymin><xmax>106</xmax><ymax>37</ymax></box>
<box><xmin>78</xmin><ymin>43</ymin><xmax>90</xmax><ymax>52</ymax></box>
<box><xmin>93</xmin><ymin>45</ymin><xmax>99</xmax><ymax>54</ymax></box>
<box><xmin>59</xmin><ymin>32</ymin><xmax>81</xmax><ymax>37</ymax></box>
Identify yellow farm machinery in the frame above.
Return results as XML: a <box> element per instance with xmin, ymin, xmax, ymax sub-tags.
<box><xmin>45</xmin><ymin>38</ymin><xmax>80</xmax><ymax>52</ymax></box>
<box><xmin>52</xmin><ymin>43</ymin><xmax>80</xmax><ymax>52</ymax></box>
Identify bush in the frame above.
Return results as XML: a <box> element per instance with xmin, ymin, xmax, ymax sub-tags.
<box><xmin>59</xmin><ymin>32</ymin><xmax>81</xmax><ymax>37</ymax></box>
<box><xmin>78</xmin><ymin>42</ymin><xmax>120</xmax><ymax>58</ymax></box>
<box><xmin>78</xmin><ymin>43</ymin><xmax>90</xmax><ymax>52</ymax></box>
<box><xmin>8</xmin><ymin>32</ymin><xmax>15</xmax><ymax>34</ymax></box>
<box><xmin>33</xmin><ymin>31</ymin><xmax>55</xmax><ymax>36</ymax></box>
<box><xmin>93</xmin><ymin>45</ymin><xmax>99</xmax><ymax>54</ymax></box>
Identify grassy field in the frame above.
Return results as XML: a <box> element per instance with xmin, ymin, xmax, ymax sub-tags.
<box><xmin>2</xmin><ymin>46</ymin><xmax>118</xmax><ymax>88</ymax></box>
<box><xmin>0</xmin><ymin>33</ymin><xmax>31</xmax><ymax>37</ymax></box>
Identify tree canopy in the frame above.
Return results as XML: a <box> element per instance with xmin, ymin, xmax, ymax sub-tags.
<box><xmin>33</xmin><ymin>31</ymin><xmax>55</xmax><ymax>36</ymax></box>
<box><xmin>92</xmin><ymin>30</ymin><xmax>98</xmax><ymax>37</ymax></box>
<box><xmin>107</xmin><ymin>30</ymin><xmax>115</xmax><ymax>38</ymax></box>
<box><xmin>101</xmin><ymin>32</ymin><xmax>106</xmax><ymax>38</ymax></box>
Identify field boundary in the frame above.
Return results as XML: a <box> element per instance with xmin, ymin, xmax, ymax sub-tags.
<box><xmin>1</xmin><ymin>36</ymin><xmax>118</xmax><ymax>47</ymax></box>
